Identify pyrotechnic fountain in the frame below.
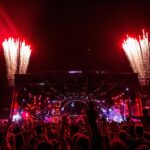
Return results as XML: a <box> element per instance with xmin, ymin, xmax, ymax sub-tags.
<box><xmin>2</xmin><ymin>38</ymin><xmax>31</xmax><ymax>85</ymax></box>
<box><xmin>122</xmin><ymin>30</ymin><xmax>150</xmax><ymax>86</ymax></box>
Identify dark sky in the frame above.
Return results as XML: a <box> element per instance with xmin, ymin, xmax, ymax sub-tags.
<box><xmin>0</xmin><ymin>0</ymin><xmax>150</xmax><ymax>73</ymax></box>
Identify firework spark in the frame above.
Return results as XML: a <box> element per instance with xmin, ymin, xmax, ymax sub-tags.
<box><xmin>122</xmin><ymin>30</ymin><xmax>150</xmax><ymax>86</ymax></box>
<box><xmin>19</xmin><ymin>41</ymin><xmax>31</xmax><ymax>74</ymax></box>
<box><xmin>2</xmin><ymin>38</ymin><xmax>31</xmax><ymax>85</ymax></box>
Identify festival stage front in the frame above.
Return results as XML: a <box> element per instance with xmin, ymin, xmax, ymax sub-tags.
<box><xmin>12</xmin><ymin>71</ymin><xmax>142</xmax><ymax>122</ymax></box>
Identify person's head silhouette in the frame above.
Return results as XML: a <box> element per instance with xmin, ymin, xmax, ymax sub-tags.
<box><xmin>142</xmin><ymin>108</ymin><xmax>148</xmax><ymax>116</ymax></box>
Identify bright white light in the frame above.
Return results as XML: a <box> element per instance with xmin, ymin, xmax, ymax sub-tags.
<box><xmin>2</xmin><ymin>38</ymin><xmax>31</xmax><ymax>85</ymax></box>
<box><xmin>19</xmin><ymin>41</ymin><xmax>31</xmax><ymax>74</ymax></box>
<box><xmin>68</xmin><ymin>70</ymin><xmax>83</xmax><ymax>74</ymax></box>
<box><xmin>61</xmin><ymin>107</ymin><xmax>64</xmax><ymax>111</ymax></box>
<box><xmin>101</xmin><ymin>108</ymin><xmax>106</xmax><ymax>113</ymax></box>
<box><xmin>2</xmin><ymin>38</ymin><xmax>18</xmax><ymax>84</ymax></box>
<box><xmin>125</xmin><ymin>87</ymin><xmax>129</xmax><ymax>91</ymax></box>
<box><xmin>122</xmin><ymin>30</ymin><xmax>150</xmax><ymax>86</ymax></box>
<box><xmin>109</xmin><ymin>108</ymin><xmax>112</xmax><ymax>112</ymax></box>
<box><xmin>71</xmin><ymin>102</ymin><xmax>75</xmax><ymax>107</ymax></box>
<box><xmin>13</xmin><ymin>113</ymin><xmax>21</xmax><ymax>121</ymax></box>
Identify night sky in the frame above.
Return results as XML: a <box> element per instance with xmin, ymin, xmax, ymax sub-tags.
<box><xmin>0</xmin><ymin>0</ymin><xmax>150</xmax><ymax>73</ymax></box>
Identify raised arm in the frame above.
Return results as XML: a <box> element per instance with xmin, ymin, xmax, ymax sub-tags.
<box><xmin>87</xmin><ymin>101</ymin><xmax>104</xmax><ymax>150</ymax></box>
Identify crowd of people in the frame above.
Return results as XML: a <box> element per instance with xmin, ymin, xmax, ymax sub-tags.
<box><xmin>0</xmin><ymin>101</ymin><xmax>150</xmax><ymax>150</ymax></box>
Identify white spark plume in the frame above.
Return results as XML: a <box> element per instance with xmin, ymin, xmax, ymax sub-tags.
<box><xmin>122</xmin><ymin>30</ymin><xmax>150</xmax><ymax>86</ymax></box>
<box><xmin>19</xmin><ymin>41</ymin><xmax>31</xmax><ymax>74</ymax></box>
<box><xmin>2</xmin><ymin>38</ymin><xmax>31</xmax><ymax>85</ymax></box>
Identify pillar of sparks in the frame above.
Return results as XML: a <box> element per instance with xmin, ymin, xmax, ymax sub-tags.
<box><xmin>2</xmin><ymin>38</ymin><xmax>31</xmax><ymax>85</ymax></box>
<box><xmin>122</xmin><ymin>30</ymin><xmax>150</xmax><ymax>86</ymax></box>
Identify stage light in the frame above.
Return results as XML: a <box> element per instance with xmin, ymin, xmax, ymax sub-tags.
<box><xmin>68</xmin><ymin>70</ymin><xmax>83</xmax><ymax>74</ymax></box>
<box><xmin>71</xmin><ymin>102</ymin><xmax>75</xmax><ymax>107</ymax></box>
<box><xmin>13</xmin><ymin>113</ymin><xmax>21</xmax><ymax>121</ymax></box>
